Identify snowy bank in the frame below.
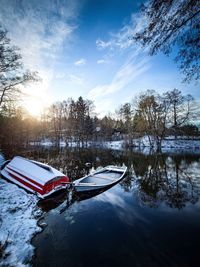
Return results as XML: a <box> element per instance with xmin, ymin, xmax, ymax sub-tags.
<box><xmin>30</xmin><ymin>140</ymin><xmax>92</xmax><ymax>148</ymax></box>
<box><xmin>29</xmin><ymin>137</ymin><xmax>200</xmax><ymax>152</ymax></box>
<box><xmin>102</xmin><ymin>140</ymin><xmax>125</xmax><ymax>150</ymax></box>
<box><xmin>30</xmin><ymin>139</ymin><xmax>125</xmax><ymax>150</ymax></box>
<box><xmin>0</xmin><ymin>178</ymin><xmax>42</xmax><ymax>266</ymax></box>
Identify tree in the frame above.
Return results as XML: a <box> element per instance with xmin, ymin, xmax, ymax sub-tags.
<box><xmin>66</xmin><ymin>97</ymin><xmax>95</xmax><ymax>146</ymax></box>
<box><xmin>48</xmin><ymin>102</ymin><xmax>65</xmax><ymax>146</ymax></box>
<box><xmin>165</xmin><ymin>89</ymin><xmax>194</xmax><ymax>137</ymax></box>
<box><xmin>99</xmin><ymin>115</ymin><xmax>116</xmax><ymax>141</ymax></box>
<box><xmin>180</xmin><ymin>124</ymin><xmax>199</xmax><ymax>137</ymax></box>
<box><xmin>0</xmin><ymin>26</ymin><xmax>39</xmax><ymax>107</ymax></box>
<box><xmin>134</xmin><ymin>90</ymin><xmax>169</xmax><ymax>150</ymax></box>
<box><xmin>117</xmin><ymin>103</ymin><xmax>133</xmax><ymax>134</ymax></box>
<box><xmin>133</xmin><ymin>0</ymin><xmax>200</xmax><ymax>82</ymax></box>
<box><xmin>0</xmin><ymin>103</ymin><xmax>26</xmax><ymax>146</ymax></box>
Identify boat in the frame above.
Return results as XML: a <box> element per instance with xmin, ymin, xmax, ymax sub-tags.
<box><xmin>0</xmin><ymin>156</ymin><xmax>70</xmax><ymax>198</ymax></box>
<box><xmin>73</xmin><ymin>165</ymin><xmax>127</xmax><ymax>192</ymax></box>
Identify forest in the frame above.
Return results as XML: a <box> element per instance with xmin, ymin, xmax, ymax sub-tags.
<box><xmin>0</xmin><ymin>89</ymin><xmax>199</xmax><ymax>150</ymax></box>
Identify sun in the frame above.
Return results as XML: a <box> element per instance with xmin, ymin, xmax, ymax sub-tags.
<box><xmin>22</xmin><ymin>84</ymin><xmax>51</xmax><ymax>117</ymax></box>
<box><xmin>23</xmin><ymin>97</ymin><xmax>47</xmax><ymax>117</ymax></box>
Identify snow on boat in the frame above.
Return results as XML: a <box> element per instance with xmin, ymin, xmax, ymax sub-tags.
<box><xmin>73</xmin><ymin>165</ymin><xmax>127</xmax><ymax>192</ymax></box>
<box><xmin>0</xmin><ymin>156</ymin><xmax>70</xmax><ymax>198</ymax></box>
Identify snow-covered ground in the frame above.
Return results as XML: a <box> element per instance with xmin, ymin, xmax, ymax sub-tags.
<box><xmin>30</xmin><ymin>136</ymin><xmax>200</xmax><ymax>152</ymax></box>
<box><xmin>0</xmin><ymin>164</ymin><xmax>42</xmax><ymax>267</ymax></box>
<box><xmin>102</xmin><ymin>140</ymin><xmax>124</xmax><ymax>150</ymax></box>
<box><xmin>30</xmin><ymin>140</ymin><xmax>91</xmax><ymax>148</ymax></box>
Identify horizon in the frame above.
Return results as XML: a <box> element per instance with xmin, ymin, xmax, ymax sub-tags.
<box><xmin>0</xmin><ymin>0</ymin><xmax>199</xmax><ymax>117</ymax></box>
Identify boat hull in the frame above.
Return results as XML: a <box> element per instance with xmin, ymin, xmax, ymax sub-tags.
<box><xmin>1</xmin><ymin>156</ymin><xmax>70</xmax><ymax>199</ymax></box>
<box><xmin>73</xmin><ymin>165</ymin><xmax>127</xmax><ymax>192</ymax></box>
<box><xmin>74</xmin><ymin>184</ymin><xmax>107</xmax><ymax>192</ymax></box>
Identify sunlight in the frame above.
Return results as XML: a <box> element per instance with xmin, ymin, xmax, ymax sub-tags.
<box><xmin>22</xmin><ymin>83</ymin><xmax>51</xmax><ymax>117</ymax></box>
<box><xmin>23</xmin><ymin>97</ymin><xmax>47</xmax><ymax>117</ymax></box>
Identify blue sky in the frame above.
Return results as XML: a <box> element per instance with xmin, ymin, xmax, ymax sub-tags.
<box><xmin>0</xmin><ymin>0</ymin><xmax>199</xmax><ymax>116</ymax></box>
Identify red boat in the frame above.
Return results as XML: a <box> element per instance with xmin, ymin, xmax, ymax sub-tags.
<box><xmin>1</xmin><ymin>156</ymin><xmax>70</xmax><ymax>198</ymax></box>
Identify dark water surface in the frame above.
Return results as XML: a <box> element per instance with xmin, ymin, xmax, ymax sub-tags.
<box><xmin>1</xmin><ymin>146</ymin><xmax>200</xmax><ymax>267</ymax></box>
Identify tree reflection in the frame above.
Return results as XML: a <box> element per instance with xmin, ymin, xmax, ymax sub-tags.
<box><xmin>131</xmin><ymin>154</ymin><xmax>200</xmax><ymax>209</ymax></box>
<box><xmin>1</xmin><ymin>145</ymin><xmax>200</xmax><ymax>209</ymax></box>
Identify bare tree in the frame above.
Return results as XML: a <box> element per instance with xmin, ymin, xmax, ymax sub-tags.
<box><xmin>165</xmin><ymin>89</ymin><xmax>194</xmax><ymax>138</ymax></box>
<box><xmin>133</xmin><ymin>0</ymin><xmax>200</xmax><ymax>82</ymax></box>
<box><xmin>134</xmin><ymin>90</ymin><xmax>170</xmax><ymax>150</ymax></box>
<box><xmin>0</xmin><ymin>26</ymin><xmax>39</xmax><ymax>107</ymax></box>
<box><xmin>48</xmin><ymin>102</ymin><xmax>65</xmax><ymax>146</ymax></box>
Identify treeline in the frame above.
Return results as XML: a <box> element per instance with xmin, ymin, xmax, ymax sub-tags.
<box><xmin>0</xmin><ymin>24</ymin><xmax>199</xmax><ymax>150</ymax></box>
<box><xmin>118</xmin><ymin>89</ymin><xmax>200</xmax><ymax>149</ymax></box>
<box><xmin>0</xmin><ymin>89</ymin><xmax>199</xmax><ymax>149</ymax></box>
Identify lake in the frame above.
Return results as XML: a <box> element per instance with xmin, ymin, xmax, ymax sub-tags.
<box><xmin>1</xmin><ymin>146</ymin><xmax>200</xmax><ymax>267</ymax></box>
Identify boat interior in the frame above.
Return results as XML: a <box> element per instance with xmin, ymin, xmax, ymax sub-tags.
<box><xmin>79</xmin><ymin>170</ymin><xmax>122</xmax><ymax>185</ymax></box>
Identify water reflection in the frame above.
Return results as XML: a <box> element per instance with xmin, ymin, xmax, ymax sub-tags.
<box><xmin>1</xmin><ymin>146</ymin><xmax>200</xmax><ymax>267</ymax></box>
<box><xmin>1</xmin><ymin>146</ymin><xmax>200</xmax><ymax>210</ymax></box>
<box><xmin>37</xmin><ymin>188</ymin><xmax>113</xmax><ymax>213</ymax></box>
<box><xmin>132</xmin><ymin>154</ymin><xmax>200</xmax><ymax>209</ymax></box>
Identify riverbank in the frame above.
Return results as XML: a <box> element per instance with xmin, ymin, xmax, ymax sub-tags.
<box><xmin>30</xmin><ymin>136</ymin><xmax>200</xmax><ymax>152</ymax></box>
<box><xmin>0</xmin><ymin>177</ymin><xmax>42</xmax><ymax>266</ymax></box>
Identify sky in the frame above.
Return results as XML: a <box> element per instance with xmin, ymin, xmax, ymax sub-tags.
<box><xmin>0</xmin><ymin>0</ymin><xmax>199</xmax><ymax>117</ymax></box>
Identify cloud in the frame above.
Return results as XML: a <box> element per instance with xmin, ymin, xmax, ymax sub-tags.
<box><xmin>0</xmin><ymin>0</ymin><xmax>79</xmax><ymax>68</ymax></box>
<box><xmin>91</xmin><ymin>12</ymin><xmax>150</xmax><ymax>115</ymax></box>
<box><xmin>93</xmin><ymin>98</ymin><xmax>113</xmax><ymax>117</ymax></box>
<box><xmin>89</xmin><ymin>50</ymin><xmax>150</xmax><ymax>100</ymax></box>
<box><xmin>55</xmin><ymin>72</ymin><xmax>83</xmax><ymax>85</ymax></box>
<box><xmin>97</xmin><ymin>59</ymin><xmax>109</xmax><ymax>64</ymax></box>
<box><xmin>96</xmin><ymin>13</ymin><xmax>146</xmax><ymax>51</ymax></box>
<box><xmin>74</xmin><ymin>58</ymin><xmax>86</xmax><ymax>66</ymax></box>
<box><xmin>68</xmin><ymin>74</ymin><xmax>83</xmax><ymax>84</ymax></box>
<box><xmin>96</xmin><ymin>39</ymin><xmax>112</xmax><ymax>50</ymax></box>
<box><xmin>0</xmin><ymin>0</ymin><xmax>80</xmax><ymax>102</ymax></box>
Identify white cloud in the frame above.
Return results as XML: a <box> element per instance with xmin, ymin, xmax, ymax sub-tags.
<box><xmin>55</xmin><ymin>72</ymin><xmax>66</xmax><ymax>79</ymax></box>
<box><xmin>93</xmin><ymin>98</ymin><xmax>113</xmax><ymax>117</ymax></box>
<box><xmin>89</xmin><ymin>50</ymin><xmax>150</xmax><ymax>100</ymax></box>
<box><xmin>0</xmin><ymin>0</ymin><xmax>80</xmax><ymax>104</ymax></box>
<box><xmin>96</xmin><ymin>39</ymin><xmax>112</xmax><ymax>50</ymax></box>
<box><xmin>74</xmin><ymin>58</ymin><xmax>86</xmax><ymax>66</ymax></box>
<box><xmin>91</xmin><ymin>12</ymin><xmax>150</xmax><ymax>115</ymax></box>
<box><xmin>68</xmin><ymin>74</ymin><xmax>83</xmax><ymax>84</ymax></box>
<box><xmin>0</xmin><ymin>0</ymin><xmax>79</xmax><ymax>69</ymax></box>
<box><xmin>55</xmin><ymin>72</ymin><xmax>84</xmax><ymax>85</ymax></box>
<box><xmin>97</xmin><ymin>59</ymin><xmax>109</xmax><ymax>64</ymax></box>
<box><xmin>96</xmin><ymin>13</ymin><xmax>146</xmax><ymax>52</ymax></box>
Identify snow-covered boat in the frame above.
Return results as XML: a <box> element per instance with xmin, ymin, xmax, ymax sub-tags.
<box><xmin>0</xmin><ymin>156</ymin><xmax>70</xmax><ymax>198</ymax></box>
<box><xmin>73</xmin><ymin>165</ymin><xmax>127</xmax><ymax>192</ymax></box>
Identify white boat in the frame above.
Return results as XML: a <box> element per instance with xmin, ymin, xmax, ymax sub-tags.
<box><xmin>0</xmin><ymin>156</ymin><xmax>70</xmax><ymax>198</ymax></box>
<box><xmin>73</xmin><ymin>165</ymin><xmax>127</xmax><ymax>192</ymax></box>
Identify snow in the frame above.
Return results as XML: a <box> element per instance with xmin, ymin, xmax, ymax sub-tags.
<box><xmin>102</xmin><ymin>140</ymin><xmax>124</xmax><ymax>150</ymax></box>
<box><xmin>30</xmin><ymin>140</ymin><xmax>92</xmax><ymax>148</ymax></box>
<box><xmin>29</xmin><ymin>136</ymin><xmax>200</xmax><ymax>153</ymax></box>
<box><xmin>0</xmin><ymin>178</ymin><xmax>42</xmax><ymax>266</ymax></box>
<box><xmin>102</xmin><ymin>137</ymin><xmax>200</xmax><ymax>152</ymax></box>
<box><xmin>131</xmin><ymin>136</ymin><xmax>200</xmax><ymax>151</ymax></box>
<box><xmin>4</xmin><ymin>156</ymin><xmax>66</xmax><ymax>185</ymax></box>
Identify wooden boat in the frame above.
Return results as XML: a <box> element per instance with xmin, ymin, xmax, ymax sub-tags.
<box><xmin>0</xmin><ymin>156</ymin><xmax>70</xmax><ymax>198</ymax></box>
<box><xmin>73</xmin><ymin>165</ymin><xmax>127</xmax><ymax>192</ymax></box>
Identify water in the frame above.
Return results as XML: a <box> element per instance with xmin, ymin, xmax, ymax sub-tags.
<box><xmin>1</xmin><ymin>146</ymin><xmax>200</xmax><ymax>267</ymax></box>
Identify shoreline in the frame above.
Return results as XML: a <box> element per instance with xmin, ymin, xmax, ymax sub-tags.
<box><xmin>29</xmin><ymin>137</ymin><xmax>200</xmax><ymax>153</ymax></box>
